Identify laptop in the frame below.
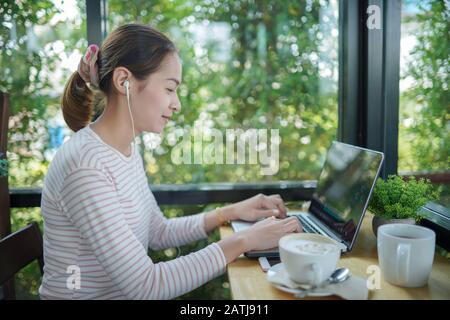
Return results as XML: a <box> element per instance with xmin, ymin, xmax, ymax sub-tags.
<box><xmin>231</xmin><ymin>141</ymin><xmax>384</xmax><ymax>258</ymax></box>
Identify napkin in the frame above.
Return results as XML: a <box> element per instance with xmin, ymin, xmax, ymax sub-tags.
<box><xmin>267</xmin><ymin>264</ymin><xmax>369</xmax><ymax>300</ymax></box>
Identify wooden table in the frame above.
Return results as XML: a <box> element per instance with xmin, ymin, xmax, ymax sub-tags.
<box><xmin>219</xmin><ymin>213</ymin><xmax>450</xmax><ymax>300</ymax></box>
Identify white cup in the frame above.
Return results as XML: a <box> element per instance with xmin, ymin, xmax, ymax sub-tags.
<box><xmin>279</xmin><ymin>233</ymin><xmax>341</xmax><ymax>286</ymax></box>
<box><xmin>377</xmin><ymin>224</ymin><xmax>436</xmax><ymax>287</ymax></box>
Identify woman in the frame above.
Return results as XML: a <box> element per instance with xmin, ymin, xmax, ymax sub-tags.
<box><xmin>39</xmin><ymin>23</ymin><xmax>302</xmax><ymax>300</ymax></box>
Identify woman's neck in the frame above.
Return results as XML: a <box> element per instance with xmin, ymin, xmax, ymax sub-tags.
<box><xmin>90</xmin><ymin>98</ymin><xmax>137</xmax><ymax>157</ymax></box>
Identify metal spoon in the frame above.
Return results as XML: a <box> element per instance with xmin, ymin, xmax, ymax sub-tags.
<box><xmin>294</xmin><ymin>267</ymin><xmax>351</xmax><ymax>298</ymax></box>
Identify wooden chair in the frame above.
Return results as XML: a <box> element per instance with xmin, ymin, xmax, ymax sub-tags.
<box><xmin>0</xmin><ymin>222</ymin><xmax>44</xmax><ymax>300</ymax></box>
<box><xmin>0</xmin><ymin>91</ymin><xmax>15</xmax><ymax>299</ymax></box>
<box><xmin>0</xmin><ymin>92</ymin><xmax>11</xmax><ymax>239</ymax></box>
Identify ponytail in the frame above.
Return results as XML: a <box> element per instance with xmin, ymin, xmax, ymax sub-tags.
<box><xmin>61</xmin><ymin>71</ymin><xmax>94</xmax><ymax>132</ymax></box>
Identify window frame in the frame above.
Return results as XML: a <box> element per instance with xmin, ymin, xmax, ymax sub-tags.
<box><xmin>338</xmin><ymin>0</ymin><xmax>401</xmax><ymax>179</ymax></box>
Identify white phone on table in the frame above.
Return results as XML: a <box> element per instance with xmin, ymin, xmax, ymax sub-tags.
<box><xmin>258</xmin><ymin>257</ymin><xmax>281</xmax><ymax>272</ymax></box>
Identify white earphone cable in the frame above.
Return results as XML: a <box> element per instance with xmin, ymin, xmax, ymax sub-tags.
<box><xmin>125</xmin><ymin>81</ymin><xmax>135</xmax><ymax>149</ymax></box>
<box><xmin>125</xmin><ymin>81</ymin><xmax>142</xmax><ymax>200</ymax></box>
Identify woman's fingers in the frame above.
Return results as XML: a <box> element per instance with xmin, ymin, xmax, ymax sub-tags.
<box><xmin>255</xmin><ymin>208</ymin><xmax>281</xmax><ymax>218</ymax></box>
<box><xmin>291</xmin><ymin>218</ymin><xmax>302</xmax><ymax>232</ymax></box>
<box><xmin>255</xmin><ymin>194</ymin><xmax>288</xmax><ymax>220</ymax></box>
<box><xmin>260</xmin><ymin>195</ymin><xmax>278</xmax><ymax>211</ymax></box>
<box><xmin>282</xmin><ymin>216</ymin><xmax>297</xmax><ymax>224</ymax></box>
<box><xmin>282</xmin><ymin>217</ymin><xmax>303</xmax><ymax>233</ymax></box>
<box><xmin>294</xmin><ymin>220</ymin><xmax>303</xmax><ymax>232</ymax></box>
<box><xmin>268</xmin><ymin>194</ymin><xmax>288</xmax><ymax>218</ymax></box>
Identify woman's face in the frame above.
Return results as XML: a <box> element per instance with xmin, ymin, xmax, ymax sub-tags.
<box><xmin>132</xmin><ymin>52</ymin><xmax>182</xmax><ymax>134</ymax></box>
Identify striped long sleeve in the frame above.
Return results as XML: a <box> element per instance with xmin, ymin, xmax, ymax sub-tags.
<box><xmin>39</xmin><ymin>124</ymin><xmax>227</xmax><ymax>300</ymax></box>
<box><xmin>59</xmin><ymin>167</ymin><xmax>226</xmax><ymax>300</ymax></box>
<box><xmin>146</xmin><ymin>194</ymin><xmax>209</xmax><ymax>250</ymax></box>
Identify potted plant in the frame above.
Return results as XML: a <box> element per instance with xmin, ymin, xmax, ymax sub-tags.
<box><xmin>368</xmin><ymin>175</ymin><xmax>441</xmax><ymax>236</ymax></box>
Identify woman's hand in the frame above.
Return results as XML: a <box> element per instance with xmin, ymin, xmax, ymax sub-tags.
<box><xmin>239</xmin><ymin>216</ymin><xmax>303</xmax><ymax>252</ymax></box>
<box><xmin>227</xmin><ymin>193</ymin><xmax>289</xmax><ymax>222</ymax></box>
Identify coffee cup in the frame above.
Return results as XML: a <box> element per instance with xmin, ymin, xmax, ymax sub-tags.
<box><xmin>279</xmin><ymin>233</ymin><xmax>341</xmax><ymax>285</ymax></box>
<box><xmin>377</xmin><ymin>224</ymin><xmax>435</xmax><ymax>287</ymax></box>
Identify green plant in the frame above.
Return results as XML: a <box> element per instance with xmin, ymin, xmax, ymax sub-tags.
<box><xmin>368</xmin><ymin>175</ymin><xmax>441</xmax><ymax>221</ymax></box>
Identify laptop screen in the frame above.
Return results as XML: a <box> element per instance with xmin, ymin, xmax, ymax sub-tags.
<box><xmin>309</xmin><ymin>141</ymin><xmax>384</xmax><ymax>248</ymax></box>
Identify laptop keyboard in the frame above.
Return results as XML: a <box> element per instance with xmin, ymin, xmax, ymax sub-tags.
<box><xmin>293</xmin><ymin>214</ymin><xmax>347</xmax><ymax>253</ymax></box>
<box><xmin>295</xmin><ymin>215</ymin><xmax>322</xmax><ymax>234</ymax></box>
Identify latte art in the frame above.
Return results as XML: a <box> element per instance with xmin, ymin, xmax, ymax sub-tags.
<box><xmin>286</xmin><ymin>240</ymin><xmax>337</xmax><ymax>255</ymax></box>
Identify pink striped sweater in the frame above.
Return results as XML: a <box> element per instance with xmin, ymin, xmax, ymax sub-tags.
<box><xmin>39</xmin><ymin>124</ymin><xmax>227</xmax><ymax>300</ymax></box>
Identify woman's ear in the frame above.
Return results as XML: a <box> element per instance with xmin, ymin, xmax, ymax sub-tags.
<box><xmin>112</xmin><ymin>67</ymin><xmax>132</xmax><ymax>95</ymax></box>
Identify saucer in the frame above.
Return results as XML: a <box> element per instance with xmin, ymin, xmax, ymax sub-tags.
<box><xmin>267</xmin><ymin>263</ymin><xmax>333</xmax><ymax>297</ymax></box>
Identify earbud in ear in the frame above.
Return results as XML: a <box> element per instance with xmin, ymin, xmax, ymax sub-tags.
<box><xmin>124</xmin><ymin>80</ymin><xmax>130</xmax><ymax>98</ymax></box>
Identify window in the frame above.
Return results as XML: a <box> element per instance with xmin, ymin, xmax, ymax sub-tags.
<box><xmin>1</xmin><ymin>0</ymin><xmax>87</xmax><ymax>189</ymax></box>
<box><xmin>1</xmin><ymin>0</ymin><xmax>87</xmax><ymax>299</ymax></box>
<box><xmin>398</xmin><ymin>0</ymin><xmax>450</xmax><ymax>207</ymax></box>
<box><xmin>107</xmin><ymin>0</ymin><xmax>339</xmax><ymax>184</ymax></box>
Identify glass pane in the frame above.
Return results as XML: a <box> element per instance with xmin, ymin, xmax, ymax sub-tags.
<box><xmin>1</xmin><ymin>0</ymin><xmax>87</xmax><ymax>189</ymax></box>
<box><xmin>106</xmin><ymin>0</ymin><xmax>339</xmax><ymax>184</ymax></box>
<box><xmin>399</xmin><ymin>0</ymin><xmax>450</xmax><ymax>208</ymax></box>
<box><xmin>1</xmin><ymin>0</ymin><xmax>87</xmax><ymax>300</ymax></box>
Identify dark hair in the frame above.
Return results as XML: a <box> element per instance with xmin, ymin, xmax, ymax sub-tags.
<box><xmin>61</xmin><ymin>23</ymin><xmax>178</xmax><ymax>132</ymax></box>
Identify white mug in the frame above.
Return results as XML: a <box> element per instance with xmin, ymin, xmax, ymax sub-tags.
<box><xmin>377</xmin><ymin>224</ymin><xmax>436</xmax><ymax>287</ymax></box>
<box><xmin>279</xmin><ymin>233</ymin><xmax>341</xmax><ymax>286</ymax></box>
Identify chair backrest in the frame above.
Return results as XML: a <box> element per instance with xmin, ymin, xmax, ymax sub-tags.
<box><xmin>0</xmin><ymin>222</ymin><xmax>44</xmax><ymax>299</ymax></box>
<box><xmin>0</xmin><ymin>91</ymin><xmax>15</xmax><ymax>299</ymax></box>
<box><xmin>0</xmin><ymin>91</ymin><xmax>11</xmax><ymax>239</ymax></box>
